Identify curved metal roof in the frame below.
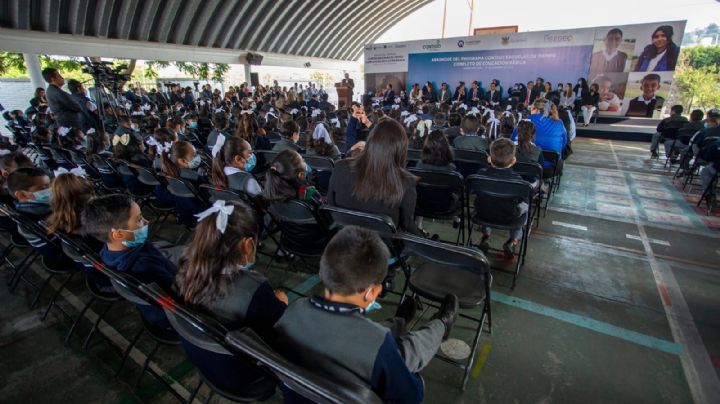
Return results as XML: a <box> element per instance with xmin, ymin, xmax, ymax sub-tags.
<box><xmin>0</xmin><ymin>0</ymin><xmax>432</xmax><ymax>61</ymax></box>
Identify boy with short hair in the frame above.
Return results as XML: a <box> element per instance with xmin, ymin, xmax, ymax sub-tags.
<box><xmin>625</xmin><ymin>74</ymin><xmax>665</xmax><ymax>118</ymax></box>
<box><xmin>272</xmin><ymin>120</ymin><xmax>301</xmax><ymax>152</ymax></box>
<box><xmin>475</xmin><ymin>138</ymin><xmax>528</xmax><ymax>258</ymax></box>
<box><xmin>275</xmin><ymin>226</ymin><xmax>458</xmax><ymax>403</ymax></box>
<box><xmin>453</xmin><ymin>115</ymin><xmax>488</xmax><ymax>152</ymax></box>
<box><xmin>81</xmin><ymin>194</ymin><xmax>177</xmax><ymax>327</ymax></box>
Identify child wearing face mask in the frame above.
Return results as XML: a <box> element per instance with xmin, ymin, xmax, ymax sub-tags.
<box><xmin>81</xmin><ymin>194</ymin><xmax>177</xmax><ymax>329</ymax></box>
<box><xmin>210</xmin><ymin>135</ymin><xmax>262</xmax><ymax>198</ymax></box>
<box><xmin>274</xmin><ymin>226</ymin><xmax>459</xmax><ymax>403</ymax></box>
<box><xmin>160</xmin><ymin>141</ymin><xmax>206</xmax><ymax>184</ymax></box>
<box><xmin>173</xmin><ymin>199</ymin><xmax>287</xmax><ymax>400</ymax></box>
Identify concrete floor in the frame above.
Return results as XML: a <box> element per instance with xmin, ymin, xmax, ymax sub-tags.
<box><xmin>1</xmin><ymin>137</ymin><xmax>718</xmax><ymax>403</ymax></box>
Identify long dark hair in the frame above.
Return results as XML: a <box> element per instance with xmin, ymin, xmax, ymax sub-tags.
<box><xmin>161</xmin><ymin>141</ymin><xmax>193</xmax><ymax>178</ymax></box>
<box><xmin>262</xmin><ymin>149</ymin><xmax>305</xmax><ymax>202</ymax></box>
<box><xmin>176</xmin><ymin>200</ymin><xmax>258</xmax><ymax>305</ymax></box>
<box><xmin>211</xmin><ymin>136</ymin><xmax>251</xmax><ymax>187</ymax></box>
<box><xmin>517</xmin><ymin>120</ymin><xmax>537</xmax><ymax>155</ymax></box>
<box><xmin>648</xmin><ymin>25</ymin><xmax>675</xmax><ymax>57</ymax></box>
<box><xmin>421</xmin><ymin>130</ymin><xmax>454</xmax><ymax>166</ymax></box>
<box><xmin>352</xmin><ymin>118</ymin><xmax>415</xmax><ymax>206</ymax></box>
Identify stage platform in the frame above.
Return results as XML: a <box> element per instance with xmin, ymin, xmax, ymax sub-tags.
<box><xmin>576</xmin><ymin>116</ymin><xmax>659</xmax><ymax>142</ymax></box>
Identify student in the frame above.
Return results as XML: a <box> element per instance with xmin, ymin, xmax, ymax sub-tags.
<box><xmin>328</xmin><ymin>118</ymin><xmax>422</xmax><ymax>236</ymax></box>
<box><xmin>85</xmin><ymin>130</ymin><xmax>111</xmax><ymax>160</ymax></box>
<box><xmin>453</xmin><ymin>115</ymin><xmax>488</xmax><ymax>152</ymax></box>
<box><xmin>306</xmin><ymin>120</ymin><xmax>341</xmax><ymax>159</ymax></box>
<box><xmin>345</xmin><ymin>102</ymin><xmax>374</xmax><ymax>153</ymax></box>
<box><xmin>515</xmin><ymin>120</ymin><xmax>544</xmax><ymax>165</ymax></box>
<box><xmin>0</xmin><ymin>151</ymin><xmax>33</xmax><ymax>204</ymax></box>
<box><xmin>205</xmin><ymin>112</ymin><xmax>230</xmax><ymax>151</ymax></box>
<box><xmin>263</xmin><ymin>149</ymin><xmax>328</xmax><ymax>253</ymax></box>
<box><xmin>210</xmin><ymin>134</ymin><xmax>262</xmax><ymax>198</ymax></box>
<box><xmin>416</xmin><ymin>130</ymin><xmax>456</xmax><ymax>172</ymax></box>
<box><xmin>160</xmin><ymin>140</ymin><xmax>205</xmax><ymax>184</ymax></box>
<box><xmin>475</xmin><ymin>138</ymin><xmax>528</xmax><ymax>257</ymax></box>
<box><xmin>625</xmin><ymin>74</ymin><xmax>664</xmax><ymax>118</ymax></box>
<box><xmin>112</xmin><ymin>132</ymin><xmax>151</xmax><ymax>167</ymax></box>
<box><xmin>81</xmin><ymin>194</ymin><xmax>177</xmax><ymax>327</ymax></box>
<box><xmin>700</xmin><ymin>138</ymin><xmax>720</xmax><ymax>203</ymax></box>
<box><xmin>651</xmin><ymin>105</ymin><xmax>688</xmax><ymax>158</ymax></box>
<box><xmin>174</xmin><ymin>200</ymin><xmax>286</xmax><ymax>400</ymax></box>
<box><xmin>274</xmin><ymin>225</ymin><xmax>458</xmax><ymax>404</ymax></box>
<box><xmin>272</xmin><ymin>120</ymin><xmax>302</xmax><ymax>152</ymax></box>
<box><xmin>443</xmin><ymin>113</ymin><xmax>462</xmax><ymax>143</ymax></box>
<box><xmin>589</xmin><ymin>28</ymin><xmax>629</xmax><ymax>76</ymax></box>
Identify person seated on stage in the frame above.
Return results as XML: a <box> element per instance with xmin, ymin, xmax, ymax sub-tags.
<box><xmin>625</xmin><ymin>73</ymin><xmax>664</xmax><ymax>118</ymax></box>
<box><xmin>454</xmin><ymin>81</ymin><xmax>467</xmax><ymax>104</ymax></box>
<box><xmin>453</xmin><ymin>115</ymin><xmax>488</xmax><ymax>152</ymax></box>
<box><xmin>81</xmin><ymin>194</ymin><xmax>177</xmax><ymax>328</ymax></box>
<box><xmin>211</xmin><ymin>135</ymin><xmax>262</xmax><ymax>199</ymax></box>
<box><xmin>650</xmin><ymin>104</ymin><xmax>688</xmax><ymax>158</ymax></box>
<box><xmin>476</xmin><ymin>138</ymin><xmax>528</xmax><ymax>257</ymax></box>
<box><xmin>272</xmin><ymin>120</ymin><xmax>302</xmax><ymax>153</ymax></box>
<box><xmin>438</xmin><ymin>82</ymin><xmax>452</xmax><ymax>104</ymax></box>
<box><xmin>468</xmin><ymin>80</ymin><xmax>483</xmax><ymax>106</ymax></box>
<box><xmin>328</xmin><ymin>118</ymin><xmax>422</xmax><ymax>236</ymax></box>
<box><xmin>416</xmin><ymin>130</ymin><xmax>456</xmax><ymax>173</ymax></box>
<box><xmin>486</xmin><ymin>81</ymin><xmax>501</xmax><ymax>107</ymax></box>
<box><xmin>274</xmin><ymin>225</ymin><xmax>459</xmax><ymax>404</ymax></box>
<box><xmin>422</xmin><ymin>81</ymin><xmax>435</xmax><ymax>102</ymax></box>
<box><xmin>512</xmin><ymin>99</ymin><xmax>567</xmax><ymax>159</ymax></box>
<box><xmin>173</xmin><ymin>200</ymin><xmax>287</xmax><ymax>400</ymax></box>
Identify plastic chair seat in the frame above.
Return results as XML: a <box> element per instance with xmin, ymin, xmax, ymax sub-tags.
<box><xmin>87</xmin><ymin>277</ymin><xmax>121</xmax><ymax>301</ymax></box>
<box><xmin>10</xmin><ymin>232</ymin><xmax>31</xmax><ymax>247</ymax></box>
<box><xmin>409</xmin><ymin>262</ymin><xmax>488</xmax><ymax>308</ymax></box>
<box><xmin>142</xmin><ymin>316</ymin><xmax>181</xmax><ymax>345</ymax></box>
<box><xmin>40</xmin><ymin>255</ymin><xmax>75</xmax><ymax>274</ymax></box>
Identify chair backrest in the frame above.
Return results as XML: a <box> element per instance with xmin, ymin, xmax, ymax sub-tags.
<box><xmin>225</xmin><ymin>329</ymin><xmax>383</xmax><ymax>404</ymax></box>
<box><xmin>512</xmin><ymin>161</ymin><xmax>543</xmax><ymax>185</ymax></box>
<box><xmin>165</xmin><ymin>176</ymin><xmax>201</xmax><ymax>199</ymax></box>
<box><xmin>134</xmin><ymin>166</ymin><xmax>162</xmax><ymax>187</ymax></box>
<box><xmin>254</xmin><ymin>150</ymin><xmax>281</xmax><ymax>175</ymax></box>
<box><xmin>318</xmin><ymin>205</ymin><xmax>397</xmax><ymax>237</ymax></box>
<box><xmin>268</xmin><ymin>199</ymin><xmax>319</xmax><ymax>226</ymax></box>
<box><xmin>303</xmin><ymin>155</ymin><xmax>335</xmax><ymax>170</ymax></box>
<box><xmin>406</xmin><ymin>148</ymin><xmax>422</xmax><ymax>165</ymax></box>
<box><xmin>0</xmin><ymin>204</ymin><xmax>56</xmax><ymax>247</ymax></box>
<box><xmin>408</xmin><ymin>168</ymin><xmax>464</xmax><ymax>217</ymax></box>
<box><xmin>453</xmin><ymin>148</ymin><xmax>488</xmax><ymax>178</ymax></box>
<box><xmin>162</xmin><ymin>301</ymin><xmax>232</xmax><ymax>356</ymax></box>
<box><xmin>394</xmin><ymin>232</ymin><xmax>491</xmax><ymax>277</ymax></box>
<box><xmin>466</xmin><ymin>174</ymin><xmax>534</xmax><ymax>226</ymax></box>
<box><xmin>109</xmin><ymin>271</ymin><xmax>150</xmax><ymax>306</ymax></box>
<box><xmin>199</xmin><ymin>184</ymin><xmax>249</xmax><ymax>204</ymax></box>
<box><xmin>541</xmin><ymin>150</ymin><xmax>560</xmax><ymax>167</ymax></box>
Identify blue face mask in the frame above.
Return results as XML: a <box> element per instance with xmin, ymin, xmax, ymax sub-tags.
<box><xmin>121</xmin><ymin>224</ymin><xmax>149</xmax><ymax>248</ymax></box>
<box><xmin>188</xmin><ymin>121</ymin><xmax>198</xmax><ymax>129</ymax></box>
<box><xmin>32</xmin><ymin>188</ymin><xmax>52</xmax><ymax>204</ymax></box>
<box><xmin>365</xmin><ymin>300</ymin><xmax>382</xmax><ymax>313</ymax></box>
<box><xmin>187</xmin><ymin>154</ymin><xmax>202</xmax><ymax>169</ymax></box>
<box><xmin>305</xmin><ymin>162</ymin><xmax>312</xmax><ymax>177</ymax></box>
<box><xmin>244</xmin><ymin>153</ymin><xmax>256</xmax><ymax>172</ymax></box>
<box><xmin>81</xmin><ymin>136</ymin><xmax>88</xmax><ymax>148</ymax></box>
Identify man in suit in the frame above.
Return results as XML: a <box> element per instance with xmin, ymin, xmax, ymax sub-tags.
<box><xmin>343</xmin><ymin>73</ymin><xmax>355</xmax><ymax>91</ymax></box>
<box><xmin>522</xmin><ymin>82</ymin><xmax>534</xmax><ymax>106</ymax></box>
<box><xmin>468</xmin><ymin>81</ymin><xmax>482</xmax><ymax>106</ymax></box>
<box><xmin>486</xmin><ymin>81</ymin><xmax>501</xmax><ymax>107</ymax></box>
<box><xmin>42</xmin><ymin>68</ymin><xmax>83</xmax><ymax>129</ymax></box>
<box><xmin>438</xmin><ymin>82</ymin><xmax>451</xmax><ymax>104</ymax></box>
<box><xmin>67</xmin><ymin>79</ymin><xmax>97</xmax><ymax>132</ymax></box>
<box><xmin>382</xmin><ymin>84</ymin><xmax>395</xmax><ymax>107</ymax></box>
<box><xmin>529</xmin><ymin>82</ymin><xmax>541</xmax><ymax>104</ymax></box>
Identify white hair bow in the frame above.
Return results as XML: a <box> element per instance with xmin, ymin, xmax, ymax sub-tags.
<box><xmin>142</xmin><ymin>104</ymin><xmax>152</xmax><ymax>111</ymax></box>
<box><xmin>400</xmin><ymin>111</ymin><xmax>410</xmax><ymax>117</ymax></box>
<box><xmin>240</xmin><ymin>109</ymin><xmax>253</xmax><ymax>115</ymax></box>
<box><xmin>58</xmin><ymin>127</ymin><xmax>71</xmax><ymax>137</ymax></box>
<box><xmin>214</xmin><ymin>108</ymin><xmax>225</xmax><ymax>114</ymax></box>
<box><xmin>290</xmin><ymin>108</ymin><xmax>299</xmax><ymax>115</ymax></box>
<box><xmin>391</xmin><ymin>105</ymin><xmax>400</xmax><ymax>110</ymax></box>
<box><xmin>502</xmin><ymin>110</ymin><xmax>513</xmax><ymax>118</ymax></box>
<box><xmin>195</xmin><ymin>200</ymin><xmax>235</xmax><ymax>234</ymax></box>
<box><xmin>86</xmin><ymin>128</ymin><xmax>96</xmax><ymax>135</ymax></box>
<box><xmin>311</xmin><ymin>108</ymin><xmax>322</xmax><ymax>118</ymax></box>
<box><xmin>54</xmin><ymin>167</ymin><xmax>87</xmax><ymax>178</ymax></box>
<box><xmin>330</xmin><ymin>118</ymin><xmax>340</xmax><ymax>128</ymax></box>
<box><xmin>199</xmin><ymin>100</ymin><xmax>206</xmax><ymax>106</ymax></box>
<box><xmin>266</xmin><ymin>111</ymin><xmax>278</xmax><ymax>120</ymax></box>
<box><xmin>131</xmin><ymin>111</ymin><xmax>145</xmax><ymax>116</ymax></box>
<box><xmin>372</xmin><ymin>101</ymin><xmax>380</xmax><ymax>107</ymax></box>
<box><xmin>468</xmin><ymin>107</ymin><xmax>480</xmax><ymax>116</ymax></box>
<box><xmin>113</xmin><ymin>134</ymin><xmax>130</xmax><ymax>146</ymax></box>
<box><xmin>394</xmin><ymin>97</ymin><xmax>401</xmax><ymax>104</ymax></box>
<box><xmin>312</xmin><ymin>123</ymin><xmax>332</xmax><ymax>144</ymax></box>
<box><xmin>506</xmin><ymin>105</ymin><xmax>513</xmax><ymax>111</ymax></box>
<box><xmin>155</xmin><ymin>141</ymin><xmax>172</xmax><ymax>154</ymax></box>
<box><xmin>403</xmin><ymin>114</ymin><xmax>418</xmax><ymax>126</ymax></box>
<box><xmin>212</xmin><ymin>133</ymin><xmax>226</xmax><ymax>158</ymax></box>
<box><xmin>459</xmin><ymin>103</ymin><xmax>468</xmax><ymax>110</ymax></box>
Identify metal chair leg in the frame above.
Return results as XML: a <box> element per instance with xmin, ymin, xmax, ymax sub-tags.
<box><xmin>461</xmin><ymin>318</ymin><xmax>486</xmax><ymax>391</ymax></box>
<box><xmin>187</xmin><ymin>379</ymin><xmax>204</xmax><ymax>404</ymax></box>
<box><xmin>116</xmin><ymin>327</ymin><xmax>145</xmax><ymax>376</ymax></box>
<box><xmin>82</xmin><ymin>300</ymin><xmax>115</xmax><ymax>350</ymax></box>
<box><xmin>65</xmin><ymin>296</ymin><xmax>96</xmax><ymax>346</ymax></box>
<box><xmin>8</xmin><ymin>251</ymin><xmax>38</xmax><ymax>289</ymax></box>
<box><xmin>30</xmin><ymin>273</ymin><xmax>55</xmax><ymax>309</ymax></box>
<box><xmin>41</xmin><ymin>271</ymin><xmax>77</xmax><ymax>320</ymax></box>
<box><xmin>135</xmin><ymin>341</ymin><xmax>161</xmax><ymax>387</ymax></box>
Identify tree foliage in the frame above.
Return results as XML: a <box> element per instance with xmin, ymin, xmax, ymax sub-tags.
<box><xmin>680</xmin><ymin>46</ymin><xmax>720</xmax><ymax>69</ymax></box>
<box><xmin>673</xmin><ymin>45</ymin><xmax>720</xmax><ymax>110</ymax></box>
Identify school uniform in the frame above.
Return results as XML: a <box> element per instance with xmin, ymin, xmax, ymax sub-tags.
<box><xmin>205</xmin><ymin>128</ymin><xmax>229</xmax><ymax>151</ymax></box>
<box><xmin>453</xmin><ymin>132</ymin><xmax>489</xmax><ymax>152</ymax></box>
<box><xmin>101</xmin><ymin>241</ymin><xmax>177</xmax><ymax>328</ymax></box>
<box><xmin>414</xmin><ymin>161</ymin><xmax>456</xmax><ymax>173</ymax></box>
<box><xmin>443</xmin><ymin>126</ymin><xmax>461</xmax><ymax>143</ymax></box>
<box><xmin>178</xmin><ymin>267</ymin><xmax>285</xmax><ymax>399</ymax></box>
<box><xmin>474</xmin><ymin>167</ymin><xmax>528</xmax><ymax>240</ymax></box>
<box><xmin>224</xmin><ymin>166</ymin><xmax>262</xmax><ymax>197</ymax></box>
<box><xmin>14</xmin><ymin>202</ymin><xmax>75</xmax><ymax>270</ymax></box>
<box><xmin>345</xmin><ymin>117</ymin><xmax>373</xmax><ymax>153</ymax></box>
<box><xmin>272</xmin><ymin>138</ymin><xmax>302</xmax><ymax>153</ymax></box>
<box><xmin>275</xmin><ymin>296</ymin><xmax>445</xmax><ymax>404</ymax></box>
<box><xmin>626</xmin><ymin>96</ymin><xmax>664</xmax><ymax>118</ymax></box>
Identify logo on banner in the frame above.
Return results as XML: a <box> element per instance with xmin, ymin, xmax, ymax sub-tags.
<box><xmin>501</xmin><ymin>36</ymin><xmax>511</xmax><ymax>45</ymax></box>
<box><xmin>457</xmin><ymin>40</ymin><xmax>464</xmax><ymax>48</ymax></box>
<box><xmin>544</xmin><ymin>34</ymin><xmax>574</xmax><ymax>43</ymax></box>
<box><xmin>422</xmin><ymin>40</ymin><xmax>442</xmax><ymax>50</ymax></box>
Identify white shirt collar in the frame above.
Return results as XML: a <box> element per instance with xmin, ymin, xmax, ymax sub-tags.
<box><xmin>636</xmin><ymin>95</ymin><xmax>656</xmax><ymax>105</ymax></box>
<box><xmin>224</xmin><ymin>166</ymin><xmax>243</xmax><ymax>175</ymax></box>
<box><xmin>602</xmin><ymin>49</ymin><xmax>619</xmax><ymax>61</ymax></box>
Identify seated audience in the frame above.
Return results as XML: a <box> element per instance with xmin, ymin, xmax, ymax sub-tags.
<box><xmin>272</xmin><ymin>120</ymin><xmax>302</xmax><ymax>152</ymax></box>
<box><xmin>416</xmin><ymin>130</ymin><xmax>456</xmax><ymax>172</ymax></box>
<box><xmin>210</xmin><ymin>134</ymin><xmax>262</xmax><ymax>198</ymax></box>
<box><xmin>453</xmin><ymin>115</ymin><xmax>488</xmax><ymax>152</ymax></box>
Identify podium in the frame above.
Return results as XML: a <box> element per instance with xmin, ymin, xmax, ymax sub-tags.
<box><xmin>335</xmin><ymin>82</ymin><xmax>352</xmax><ymax>108</ymax></box>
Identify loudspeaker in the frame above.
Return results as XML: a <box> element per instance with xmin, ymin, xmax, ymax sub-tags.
<box><xmin>250</xmin><ymin>73</ymin><xmax>259</xmax><ymax>87</ymax></box>
<box><xmin>246</xmin><ymin>52</ymin><xmax>264</xmax><ymax>65</ymax></box>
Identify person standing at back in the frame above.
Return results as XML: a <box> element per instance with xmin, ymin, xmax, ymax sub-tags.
<box><xmin>42</xmin><ymin>68</ymin><xmax>83</xmax><ymax>129</ymax></box>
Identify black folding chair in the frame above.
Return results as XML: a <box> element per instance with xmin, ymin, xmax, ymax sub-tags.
<box><xmin>225</xmin><ymin>328</ymin><xmax>383</xmax><ymax>404</ymax></box>
<box><xmin>683</xmin><ymin>138</ymin><xmax>718</xmax><ymax>192</ymax></box>
<box><xmin>466</xmin><ymin>175</ymin><xmax>533</xmax><ymax>289</ymax></box>
<box><xmin>541</xmin><ymin>150</ymin><xmax>561</xmax><ymax>215</ymax></box>
<box><xmin>162</xmin><ymin>298</ymin><xmax>277</xmax><ymax>403</ymax></box>
<box><xmin>454</xmin><ymin>148</ymin><xmax>488</xmax><ymax>179</ymax></box>
<box><xmin>406</xmin><ymin>148</ymin><xmax>422</xmax><ymax>167</ymax></box>
<box><xmin>394</xmin><ymin>232</ymin><xmax>492</xmax><ymax>390</ymax></box>
<box><xmin>90</xmin><ymin>154</ymin><xmax>126</xmax><ymax>193</ymax></box>
<box><xmin>318</xmin><ymin>205</ymin><xmax>410</xmax><ymax>297</ymax></box>
<box><xmin>266</xmin><ymin>199</ymin><xmax>329</xmax><ymax>273</ymax></box>
<box><xmin>253</xmin><ymin>150</ymin><xmax>281</xmax><ymax>177</ymax></box>
<box><xmin>512</xmin><ymin>161</ymin><xmax>544</xmax><ymax>227</ymax></box>
<box><xmin>303</xmin><ymin>155</ymin><xmax>335</xmax><ymax>195</ymax></box>
<box><xmin>408</xmin><ymin>168</ymin><xmax>466</xmax><ymax>244</ymax></box>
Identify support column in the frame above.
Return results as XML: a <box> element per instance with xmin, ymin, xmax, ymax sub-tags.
<box><xmin>23</xmin><ymin>53</ymin><xmax>45</xmax><ymax>90</ymax></box>
<box><xmin>243</xmin><ymin>63</ymin><xmax>252</xmax><ymax>86</ymax></box>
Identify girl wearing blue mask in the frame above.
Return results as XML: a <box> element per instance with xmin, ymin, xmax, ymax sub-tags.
<box><xmin>210</xmin><ymin>136</ymin><xmax>263</xmax><ymax>199</ymax></box>
<box><xmin>174</xmin><ymin>199</ymin><xmax>286</xmax><ymax>399</ymax></box>
<box><xmin>160</xmin><ymin>141</ymin><xmax>207</xmax><ymax>185</ymax></box>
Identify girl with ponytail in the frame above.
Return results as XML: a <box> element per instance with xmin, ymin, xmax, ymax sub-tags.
<box><xmin>210</xmin><ymin>134</ymin><xmax>263</xmax><ymax>198</ymax></box>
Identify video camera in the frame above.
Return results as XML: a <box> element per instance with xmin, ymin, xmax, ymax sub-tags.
<box><xmin>82</xmin><ymin>61</ymin><xmax>132</xmax><ymax>88</ymax></box>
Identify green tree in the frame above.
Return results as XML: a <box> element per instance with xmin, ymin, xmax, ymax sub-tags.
<box><xmin>674</xmin><ymin>65</ymin><xmax>720</xmax><ymax>110</ymax></box>
<box><xmin>682</xmin><ymin>45</ymin><xmax>720</xmax><ymax>69</ymax></box>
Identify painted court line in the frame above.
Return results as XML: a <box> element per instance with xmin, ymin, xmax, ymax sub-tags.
<box><xmin>551</xmin><ymin>221</ymin><xmax>588</xmax><ymax>231</ymax></box>
<box><xmin>626</xmin><ymin>234</ymin><xmax>671</xmax><ymax>246</ymax></box>
<box><xmin>491</xmin><ymin>292</ymin><xmax>681</xmax><ymax>356</ymax></box>
<box><xmin>609</xmin><ymin>140</ymin><xmax>720</xmax><ymax>404</ymax></box>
